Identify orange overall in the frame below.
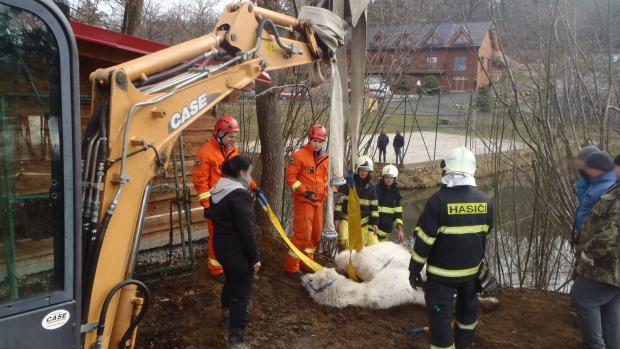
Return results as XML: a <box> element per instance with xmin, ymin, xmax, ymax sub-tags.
<box><xmin>284</xmin><ymin>144</ymin><xmax>329</xmax><ymax>273</ymax></box>
<box><xmin>192</xmin><ymin>136</ymin><xmax>241</xmax><ymax>276</ymax></box>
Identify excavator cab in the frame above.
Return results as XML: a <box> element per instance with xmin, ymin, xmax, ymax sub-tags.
<box><xmin>0</xmin><ymin>0</ymin><xmax>81</xmax><ymax>347</ymax></box>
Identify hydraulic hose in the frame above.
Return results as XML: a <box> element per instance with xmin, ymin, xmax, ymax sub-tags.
<box><xmin>135</xmin><ymin>51</ymin><xmax>215</xmax><ymax>87</ymax></box>
<box><xmin>81</xmin><ymin>95</ymin><xmax>110</xmax><ymax>320</ymax></box>
<box><xmin>93</xmin><ymin>279</ymin><xmax>151</xmax><ymax>349</ymax></box>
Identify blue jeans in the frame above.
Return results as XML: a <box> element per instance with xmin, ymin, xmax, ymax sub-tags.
<box><xmin>394</xmin><ymin>147</ymin><xmax>404</xmax><ymax>164</ymax></box>
<box><xmin>571</xmin><ymin>276</ymin><xmax>620</xmax><ymax>349</ymax></box>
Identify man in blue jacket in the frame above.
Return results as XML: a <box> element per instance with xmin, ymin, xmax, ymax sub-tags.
<box><xmin>573</xmin><ymin>145</ymin><xmax>599</xmax><ymax>245</ymax></box>
<box><xmin>574</xmin><ymin>151</ymin><xmax>617</xmax><ymax>243</ymax></box>
<box><xmin>575</xmin><ymin>146</ymin><xmax>599</xmax><ymax>204</ymax></box>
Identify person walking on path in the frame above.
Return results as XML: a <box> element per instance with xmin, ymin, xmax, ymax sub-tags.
<box><xmin>206</xmin><ymin>156</ymin><xmax>260</xmax><ymax>349</ymax></box>
<box><xmin>284</xmin><ymin>124</ymin><xmax>329</xmax><ymax>278</ymax></box>
<box><xmin>377</xmin><ymin>130</ymin><xmax>389</xmax><ymax>163</ymax></box>
<box><xmin>393</xmin><ymin>131</ymin><xmax>405</xmax><ymax>165</ymax></box>
<box><xmin>571</xmin><ymin>156</ymin><xmax>620</xmax><ymax>349</ymax></box>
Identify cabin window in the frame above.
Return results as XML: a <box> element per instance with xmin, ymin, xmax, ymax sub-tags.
<box><xmin>454</xmin><ymin>56</ymin><xmax>467</xmax><ymax>71</ymax></box>
<box><xmin>427</xmin><ymin>56</ymin><xmax>438</xmax><ymax>65</ymax></box>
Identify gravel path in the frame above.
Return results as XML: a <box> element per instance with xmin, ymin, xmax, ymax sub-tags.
<box><xmin>361</xmin><ymin>131</ymin><xmax>523</xmax><ymax>164</ymax></box>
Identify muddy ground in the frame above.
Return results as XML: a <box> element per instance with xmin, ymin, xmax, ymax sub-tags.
<box><xmin>136</xmin><ymin>230</ymin><xmax>581</xmax><ymax>349</ymax></box>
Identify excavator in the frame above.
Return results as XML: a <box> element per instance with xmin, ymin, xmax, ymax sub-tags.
<box><xmin>0</xmin><ymin>0</ymin><xmax>369</xmax><ymax>347</ymax></box>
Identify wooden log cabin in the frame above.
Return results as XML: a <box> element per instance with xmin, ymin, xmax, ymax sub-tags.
<box><xmin>72</xmin><ymin>22</ymin><xmax>213</xmax><ymax>250</ymax></box>
<box><xmin>0</xmin><ymin>20</ymin><xmax>213</xmax><ymax>287</ymax></box>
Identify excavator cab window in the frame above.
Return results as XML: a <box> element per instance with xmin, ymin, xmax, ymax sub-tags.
<box><xmin>0</xmin><ymin>0</ymin><xmax>65</xmax><ymax>306</ymax></box>
<box><xmin>0</xmin><ymin>1</ymin><xmax>80</xmax><ymax>347</ymax></box>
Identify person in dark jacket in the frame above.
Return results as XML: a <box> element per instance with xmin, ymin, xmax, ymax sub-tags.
<box><xmin>335</xmin><ymin>155</ymin><xmax>380</xmax><ymax>248</ymax></box>
<box><xmin>571</xmin><ymin>168</ymin><xmax>620</xmax><ymax>349</ymax></box>
<box><xmin>573</xmin><ymin>145</ymin><xmax>599</xmax><ymax>244</ymax></box>
<box><xmin>377</xmin><ymin>130</ymin><xmax>389</xmax><ymax>163</ymax></box>
<box><xmin>376</xmin><ymin>164</ymin><xmax>404</xmax><ymax>242</ymax></box>
<box><xmin>206</xmin><ymin>155</ymin><xmax>260</xmax><ymax>349</ymax></box>
<box><xmin>574</xmin><ymin>151</ymin><xmax>617</xmax><ymax>239</ymax></box>
<box><xmin>409</xmin><ymin>147</ymin><xmax>493</xmax><ymax>349</ymax></box>
<box><xmin>393</xmin><ymin>131</ymin><xmax>405</xmax><ymax>165</ymax></box>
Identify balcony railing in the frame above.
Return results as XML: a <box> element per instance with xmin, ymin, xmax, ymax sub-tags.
<box><xmin>367</xmin><ymin>63</ymin><xmax>448</xmax><ymax>74</ymax></box>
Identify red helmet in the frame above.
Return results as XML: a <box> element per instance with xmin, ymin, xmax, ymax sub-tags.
<box><xmin>214</xmin><ymin>115</ymin><xmax>240</xmax><ymax>135</ymax></box>
<box><xmin>308</xmin><ymin>124</ymin><xmax>327</xmax><ymax>141</ymax></box>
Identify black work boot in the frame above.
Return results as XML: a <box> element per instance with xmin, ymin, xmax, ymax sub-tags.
<box><xmin>221</xmin><ymin>308</ymin><xmax>230</xmax><ymax>327</ymax></box>
<box><xmin>228</xmin><ymin>328</ymin><xmax>248</xmax><ymax>349</ymax></box>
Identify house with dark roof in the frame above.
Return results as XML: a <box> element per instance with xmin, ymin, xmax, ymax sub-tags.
<box><xmin>367</xmin><ymin>22</ymin><xmax>504</xmax><ymax>92</ymax></box>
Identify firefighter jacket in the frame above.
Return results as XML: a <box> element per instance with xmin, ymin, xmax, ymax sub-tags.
<box><xmin>375</xmin><ymin>180</ymin><xmax>403</xmax><ymax>240</ymax></box>
<box><xmin>192</xmin><ymin>136</ymin><xmax>241</xmax><ymax>208</ymax></box>
<box><xmin>285</xmin><ymin>144</ymin><xmax>329</xmax><ymax>205</ymax></box>
<box><xmin>411</xmin><ymin>185</ymin><xmax>493</xmax><ymax>283</ymax></box>
<box><xmin>335</xmin><ymin>174</ymin><xmax>379</xmax><ymax>227</ymax></box>
<box><xmin>576</xmin><ymin>181</ymin><xmax>620</xmax><ymax>288</ymax></box>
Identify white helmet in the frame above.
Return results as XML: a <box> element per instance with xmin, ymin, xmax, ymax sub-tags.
<box><xmin>444</xmin><ymin>147</ymin><xmax>476</xmax><ymax>175</ymax></box>
<box><xmin>381</xmin><ymin>164</ymin><xmax>399</xmax><ymax>178</ymax></box>
<box><xmin>356</xmin><ymin>155</ymin><xmax>374</xmax><ymax>171</ymax></box>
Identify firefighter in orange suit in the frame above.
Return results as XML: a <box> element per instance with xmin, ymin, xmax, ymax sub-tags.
<box><xmin>284</xmin><ymin>124</ymin><xmax>329</xmax><ymax>278</ymax></box>
<box><xmin>193</xmin><ymin>115</ymin><xmax>255</xmax><ymax>281</ymax></box>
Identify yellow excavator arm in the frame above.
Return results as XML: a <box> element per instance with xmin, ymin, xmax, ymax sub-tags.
<box><xmin>81</xmin><ymin>3</ymin><xmax>330</xmax><ymax>348</ymax></box>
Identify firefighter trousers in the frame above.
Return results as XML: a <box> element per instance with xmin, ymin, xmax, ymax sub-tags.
<box><xmin>284</xmin><ymin>197</ymin><xmax>324</xmax><ymax>273</ymax></box>
<box><xmin>337</xmin><ymin>220</ymin><xmax>379</xmax><ymax>250</ymax></box>
<box><xmin>207</xmin><ymin>218</ymin><xmax>224</xmax><ymax>276</ymax></box>
<box><xmin>425</xmin><ymin>278</ymin><xmax>479</xmax><ymax>349</ymax></box>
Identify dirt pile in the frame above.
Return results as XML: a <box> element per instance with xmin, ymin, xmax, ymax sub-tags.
<box><xmin>136</xmin><ymin>230</ymin><xmax>581</xmax><ymax>349</ymax></box>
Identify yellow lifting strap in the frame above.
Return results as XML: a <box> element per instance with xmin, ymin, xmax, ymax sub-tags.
<box><xmin>257</xmin><ymin>193</ymin><xmax>323</xmax><ymax>272</ymax></box>
<box><xmin>347</xmin><ymin>184</ymin><xmax>363</xmax><ymax>281</ymax></box>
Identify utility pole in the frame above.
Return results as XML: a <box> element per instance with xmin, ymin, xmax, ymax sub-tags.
<box><xmin>402</xmin><ymin>94</ymin><xmax>407</xmax><ymax>136</ymax></box>
<box><xmin>433</xmin><ymin>87</ymin><xmax>441</xmax><ymax>160</ymax></box>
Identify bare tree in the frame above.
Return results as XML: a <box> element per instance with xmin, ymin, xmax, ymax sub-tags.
<box><xmin>121</xmin><ymin>0</ymin><xmax>143</xmax><ymax>35</ymax></box>
<box><xmin>255</xmin><ymin>0</ymin><xmax>285</xmax><ymax>227</ymax></box>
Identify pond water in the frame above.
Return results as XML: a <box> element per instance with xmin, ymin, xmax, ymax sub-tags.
<box><xmin>398</xmin><ymin>177</ymin><xmax>574</xmax><ymax>293</ymax></box>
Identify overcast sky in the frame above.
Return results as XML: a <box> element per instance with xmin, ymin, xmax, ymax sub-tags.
<box><xmin>68</xmin><ymin>0</ymin><xmax>233</xmax><ymax>16</ymax></box>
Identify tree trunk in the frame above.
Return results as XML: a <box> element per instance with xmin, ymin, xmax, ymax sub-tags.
<box><xmin>121</xmin><ymin>0</ymin><xmax>143</xmax><ymax>35</ymax></box>
<box><xmin>256</xmin><ymin>0</ymin><xmax>282</xmax><ymax>228</ymax></box>
<box><xmin>255</xmin><ymin>72</ymin><xmax>284</xmax><ymax>227</ymax></box>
